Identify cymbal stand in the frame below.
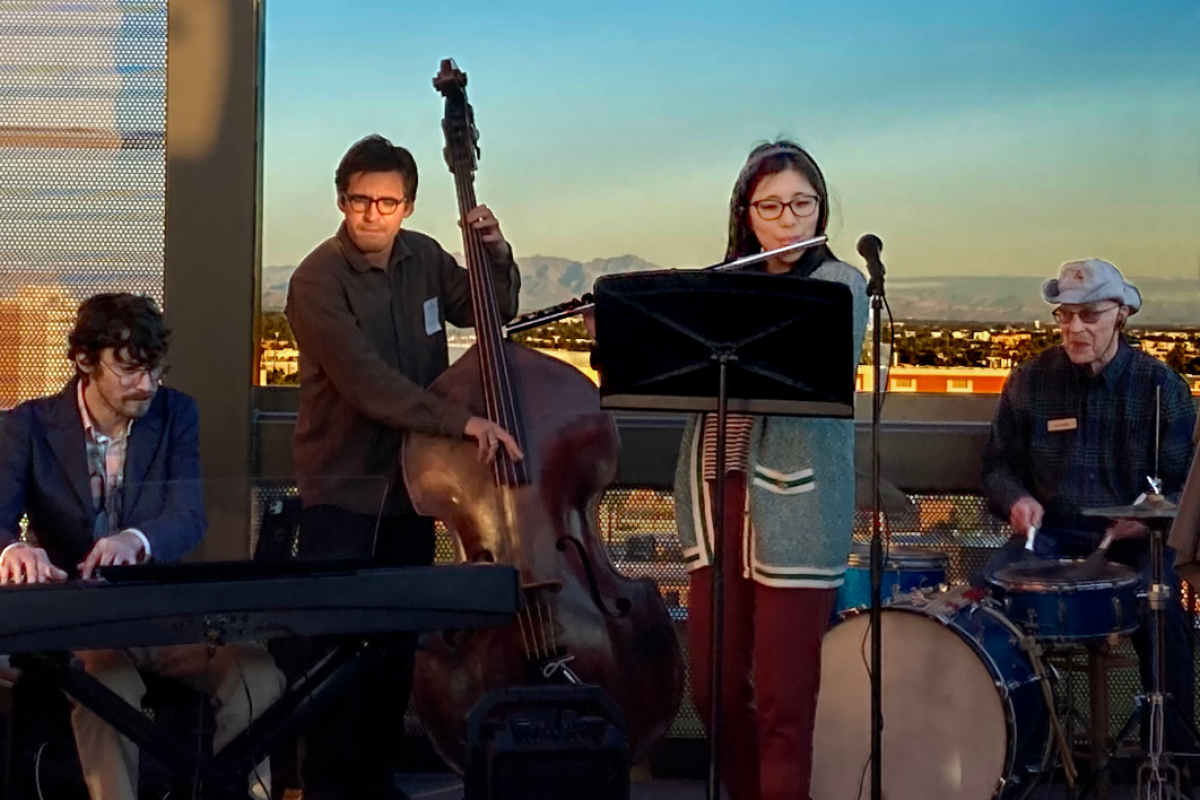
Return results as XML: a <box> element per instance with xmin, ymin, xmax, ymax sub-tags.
<box><xmin>1077</xmin><ymin>388</ymin><xmax>1196</xmax><ymax>799</ymax></box>
<box><xmin>1072</xmin><ymin>517</ymin><xmax>1183</xmax><ymax>799</ymax></box>
<box><xmin>1138</xmin><ymin>513</ymin><xmax>1181</xmax><ymax>800</ymax></box>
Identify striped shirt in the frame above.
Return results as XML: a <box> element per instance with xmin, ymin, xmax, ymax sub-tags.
<box><xmin>701</xmin><ymin>412</ymin><xmax>756</xmax><ymax>479</ymax></box>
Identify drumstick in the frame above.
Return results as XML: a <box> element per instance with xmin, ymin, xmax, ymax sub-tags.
<box><xmin>1025</xmin><ymin>525</ymin><xmax>1037</xmax><ymax>552</ymax></box>
<box><xmin>1078</xmin><ymin>531</ymin><xmax>1115</xmax><ymax>580</ymax></box>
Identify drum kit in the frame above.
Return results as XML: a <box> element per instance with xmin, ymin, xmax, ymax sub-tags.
<box><xmin>812</xmin><ymin>487</ymin><xmax>1196</xmax><ymax>800</ymax></box>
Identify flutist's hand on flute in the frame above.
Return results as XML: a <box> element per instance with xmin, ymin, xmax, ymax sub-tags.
<box><xmin>583</xmin><ymin>307</ymin><xmax>596</xmax><ymax>340</ymax></box>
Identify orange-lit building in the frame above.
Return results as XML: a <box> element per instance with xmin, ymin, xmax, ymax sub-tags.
<box><xmin>856</xmin><ymin>365</ymin><xmax>1200</xmax><ymax>395</ymax></box>
<box><xmin>0</xmin><ymin>286</ymin><xmax>78</xmax><ymax>407</ymax></box>
<box><xmin>856</xmin><ymin>365</ymin><xmax>1011</xmax><ymax>394</ymax></box>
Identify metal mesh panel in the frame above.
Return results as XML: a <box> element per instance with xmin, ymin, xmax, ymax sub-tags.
<box><xmin>254</xmin><ymin>481</ymin><xmax>1196</xmax><ymax>749</ymax></box>
<box><xmin>855</xmin><ymin>493</ymin><xmax>1010</xmax><ymax>583</ymax></box>
<box><xmin>0</xmin><ymin>0</ymin><xmax>167</xmax><ymax>408</ymax></box>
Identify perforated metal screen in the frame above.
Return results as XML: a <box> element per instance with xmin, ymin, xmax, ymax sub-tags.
<box><xmin>0</xmin><ymin>0</ymin><xmax>167</xmax><ymax>409</ymax></box>
<box><xmin>249</xmin><ymin>480</ymin><xmax>1198</xmax><ymax>752</ymax></box>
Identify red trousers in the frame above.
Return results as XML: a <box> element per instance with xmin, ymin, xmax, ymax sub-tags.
<box><xmin>687</xmin><ymin>472</ymin><xmax>836</xmax><ymax>800</ymax></box>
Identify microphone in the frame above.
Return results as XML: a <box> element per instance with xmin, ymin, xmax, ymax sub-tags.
<box><xmin>857</xmin><ymin>233</ymin><xmax>885</xmax><ymax>297</ymax></box>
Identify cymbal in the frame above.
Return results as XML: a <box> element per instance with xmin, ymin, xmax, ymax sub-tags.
<box><xmin>1081</xmin><ymin>496</ymin><xmax>1179</xmax><ymax>520</ymax></box>
<box><xmin>854</xmin><ymin>471</ymin><xmax>917</xmax><ymax>516</ymax></box>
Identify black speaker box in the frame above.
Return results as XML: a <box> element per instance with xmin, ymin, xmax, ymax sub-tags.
<box><xmin>463</xmin><ymin>685</ymin><xmax>630</xmax><ymax>800</ymax></box>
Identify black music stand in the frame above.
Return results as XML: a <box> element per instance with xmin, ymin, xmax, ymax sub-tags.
<box><xmin>593</xmin><ymin>269</ymin><xmax>855</xmax><ymax>800</ymax></box>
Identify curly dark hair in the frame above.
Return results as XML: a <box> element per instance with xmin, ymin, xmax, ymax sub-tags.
<box><xmin>335</xmin><ymin>134</ymin><xmax>419</xmax><ymax>202</ymax></box>
<box><xmin>68</xmin><ymin>293</ymin><xmax>169</xmax><ymax>369</ymax></box>
<box><xmin>726</xmin><ymin>139</ymin><xmax>836</xmax><ymax>273</ymax></box>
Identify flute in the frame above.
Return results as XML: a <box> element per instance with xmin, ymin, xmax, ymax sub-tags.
<box><xmin>505</xmin><ymin>234</ymin><xmax>828</xmax><ymax>334</ymax></box>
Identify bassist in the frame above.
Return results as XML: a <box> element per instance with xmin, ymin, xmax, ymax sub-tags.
<box><xmin>285</xmin><ymin>133</ymin><xmax>522</xmax><ymax>800</ymax></box>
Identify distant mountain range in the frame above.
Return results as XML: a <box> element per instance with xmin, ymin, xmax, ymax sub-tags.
<box><xmin>261</xmin><ymin>259</ymin><xmax>1200</xmax><ymax>327</ymax></box>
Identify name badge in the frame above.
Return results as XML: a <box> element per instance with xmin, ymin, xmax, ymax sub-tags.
<box><xmin>423</xmin><ymin>297</ymin><xmax>442</xmax><ymax>336</ymax></box>
<box><xmin>1047</xmin><ymin>418</ymin><xmax>1078</xmax><ymax>432</ymax></box>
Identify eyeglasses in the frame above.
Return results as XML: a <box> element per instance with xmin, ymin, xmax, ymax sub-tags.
<box><xmin>1052</xmin><ymin>304</ymin><xmax>1120</xmax><ymax>325</ymax></box>
<box><xmin>101</xmin><ymin>359</ymin><xmax>167</xmax><ymax>385</ymax></box>
<box><xmin>341</xmin><ymin>193</ymin><xmax>404</xmax><ymax>215</ymax></box>
<box><xmin>750</xmin><ymin>195</ymin><xmax>819</xmax><ymax>221</ymax></box>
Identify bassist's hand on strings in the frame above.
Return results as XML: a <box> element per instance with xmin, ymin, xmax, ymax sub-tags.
<box><xmin>464</xmin><ymin>416</ymin><xmax>523</xmax><ymax>464</ymax></box>
<box><xmin>461</xmin><ymin>205</ymin><xmax>512</xmax><ymax>264</ymax></box>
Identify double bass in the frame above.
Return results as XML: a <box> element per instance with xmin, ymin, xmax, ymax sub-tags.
<box><xmin>402</xmin><ymin>60</ymin><xmax>685</xmax><ymax>770</ymax></box>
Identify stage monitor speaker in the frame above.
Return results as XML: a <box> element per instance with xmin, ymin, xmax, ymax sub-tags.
<box><xmin>463</xmin><ymin>684</ymin><xmax>630</xmax><ymax>800</ymax></box>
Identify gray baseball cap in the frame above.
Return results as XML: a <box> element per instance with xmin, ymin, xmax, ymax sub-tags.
<box><xmin>1041</xmin><ymin>258</ymin><xmax>1141</xmax><ymax>314</ymax></box>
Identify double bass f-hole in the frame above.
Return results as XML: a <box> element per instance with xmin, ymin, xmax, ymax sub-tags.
<box><xmin>557</xmin><ymin>537</ymin><xmax>633</xmax><ymax>618</ymax></box>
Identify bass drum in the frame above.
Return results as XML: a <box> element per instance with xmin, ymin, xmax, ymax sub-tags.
<box><xmin>812</xmin><ymin>594</ymin><xmax>1053</xmax><ymax>800</ymax></box>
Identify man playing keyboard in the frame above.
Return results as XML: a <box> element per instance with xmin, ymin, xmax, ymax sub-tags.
<box><xmin>0</xmin><ymin>293</ymin><xmax>285</xmax><ymax>800</ymax></box>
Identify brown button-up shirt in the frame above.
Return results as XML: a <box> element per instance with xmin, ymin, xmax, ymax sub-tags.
<box><xmin>286</xmin><ymin>224</ymin><xmax>520</xmax><ymax>516</ymax></box>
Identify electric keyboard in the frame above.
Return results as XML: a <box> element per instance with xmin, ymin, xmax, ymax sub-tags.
<box><xmin>0</xmin><ymin>561</ymin><xmax>520</xmax><ymax>653</ymax></box>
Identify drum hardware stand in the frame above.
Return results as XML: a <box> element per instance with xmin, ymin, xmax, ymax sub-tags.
<box><xmin>856</xmin><ymin>234</ymin><xmax>888</xmax><ymax>800</ymax></box>
<box><xmin>1018</xmin><ymin>631</ymin><xmax>1079</xmax><ymax>788</ymax></box>
<box><xmin>1077</xmin><ymin>391</ymin><xmax>1200</xmax><ymax>800</ymax></box>
<box><xmin>1074</xmin><ymin>511</ymin><xmax>1186</xmax><ymax>800</ymax></box>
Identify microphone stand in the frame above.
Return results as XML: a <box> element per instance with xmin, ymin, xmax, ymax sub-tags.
<box><xmin>857</xmin><ymin>233</ymin><xmax>887</xmax><ymax>800</ymax></box>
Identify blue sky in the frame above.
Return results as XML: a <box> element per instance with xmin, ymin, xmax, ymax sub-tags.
<box><xmin>262</xmin><ymin>0</ymin><xmax>1200</xmax><ymax>281</ymax></box>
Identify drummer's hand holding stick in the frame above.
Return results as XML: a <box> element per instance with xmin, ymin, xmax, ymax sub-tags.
<box><xmin>1009</xmin><ymin>496</ymin><xmax>1044</xmax><ymax>552</ymax></box>
<box><xmin>1107</xmin><ymin>519</ymin><xmax>1149</xmax><ymax>541</ymax></box>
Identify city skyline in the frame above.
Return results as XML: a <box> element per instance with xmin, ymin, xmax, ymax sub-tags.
<box><xmin>263</xmin><ymin>0</ymin><xmax>1200</xmax><ymax>280</ymax></box>
<box><xmin>260</xmin><ymin>257</ymin><xmax>1200</xmax><ymax>326</ymax></box>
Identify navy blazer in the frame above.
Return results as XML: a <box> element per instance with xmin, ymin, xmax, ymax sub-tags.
<box><xmin>0</xmin><ymin>379</ymin><xmax>206</xmax><ymax>573</ymax></box>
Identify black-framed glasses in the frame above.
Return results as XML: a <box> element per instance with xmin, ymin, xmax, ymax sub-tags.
<box><xmin>341</xmin><ymin>193</ymin><xmax>405</xmax><ymax>215</ymax></box>
<box><xmin>1052</xmin><ymin>304</ymin><xmax>1120</xmax><ymax>325</ymax></box>
<box><xmin>101</xmin><ymin>359</ymin><xmax>168</xmax><ymax>385</ymax></box>
<box><xmin>750</xmin><ymin>195</ymin><xmax>819</xmax><ymax>221</ymax></box>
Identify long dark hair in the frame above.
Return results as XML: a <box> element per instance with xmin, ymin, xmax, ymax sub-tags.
<box><xmin>725</xmin><ymin>140</ymin><xmax>836</xmax><ymax>275</ymax></box>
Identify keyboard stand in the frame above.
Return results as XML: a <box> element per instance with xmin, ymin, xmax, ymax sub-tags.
<box><xmin>13</xmin><ymin>637</ymin><xmax>388</xmax><ymax>799</ymax></box>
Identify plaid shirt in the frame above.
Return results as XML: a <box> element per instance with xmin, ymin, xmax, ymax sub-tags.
<box><xmin>983</xmin><ymin>339</ymin><xmax>1197</xmax><ymax>536</ymax></box>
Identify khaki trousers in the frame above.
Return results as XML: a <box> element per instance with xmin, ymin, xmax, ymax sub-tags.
<box><xmin>71</xmin><ymin>642</ymin><xmax>286</xmax><ymax>800</ymax></box>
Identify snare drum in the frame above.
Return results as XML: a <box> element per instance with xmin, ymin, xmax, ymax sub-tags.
<box><xmin>988</xmin><ymin>559</ymin><xmax>1141</xmax><ymax>641</ymax></box>
<box><xmin>834</xmin><ymin>542</ymin><xmax>948</xmax><ymax>615</ymax></box>
<box><xmin>813</xmin><ymin>591</ymin><xmax>1052</xmax><ymax>800</ymax></box>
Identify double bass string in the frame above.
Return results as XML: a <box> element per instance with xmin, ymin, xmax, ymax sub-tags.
<box><xmin>513</xmin><ymin>589</ymin><xmax>558</xmax><ymax>660</ymax></box>
<box><xmin>446</xmin><ymin>123</ymin><xmax>563</xmax><ymax>662</ymax></box>
<box><xmin>445</xmin><ymin>125</ymin><xmax>561</xmax><ymax>662</ymax></box>
<box><xmin>448</xmin><ymin>149</ymin><xmax>497</xmax><ymax>429</ymax></box>
<box><xmin>447</xmin><ymin>148</ymin><xmax>554</xmax><ymax>654</ymax></box>
<box><xmin>461</xmin><ymin>187</ymin><xmax>524</xmax><ymax>486</ymax></box>
<box><xmin>516</xmin><ymin>606</ymin><xmax>535</xmax><ymax>657</ymax></box>
<box><xmin>535</xmin><ymin>594</ymin><xmax>551</xmax><ymax>657</ymax></box>
<box><xmin>449</xmin><ymin>148</ymin><xmax>523</xmax><ymax>488</ymax></box>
